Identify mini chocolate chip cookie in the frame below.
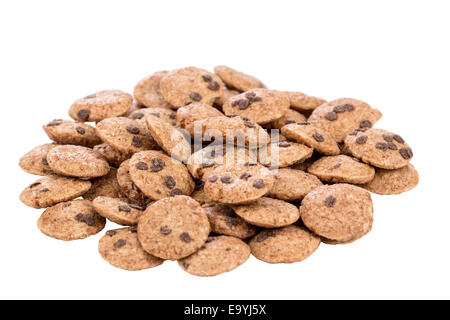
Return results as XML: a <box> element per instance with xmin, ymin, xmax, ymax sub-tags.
<box><xmin>160</xmin><ymin>67</ymin><xmax>224</xmax><ymax>108</ymax></box>
<box><xmin>93</xmin><ymin>143</ymin><xmax>130</xmax><ymax>168</ymax></box>
<box><xmin>133</xmin><ymin>71</ymin><xmax>172</xmax><ymax>109</ymax></box>
<box><xmin>128</xmin><ymin>150</ymin><xmax>195</xmax><ymax>200</ymax></box>
<box><xmin>82</xmin><ymin>168</ymin><xmax>123</xmax><ymax>201</ymax></box>
<box><xmin>129</xmin><ymin>107</ymin><xmax>177</xmax><ymax>126</ymax></box>
<box><xmin>283</xmin><ymin>92</ymin><xmax>327</xmax><ymax>113</ymax></box>
<box><xmin>116</xmin><ymin>159</ymin><xmax>150</xmax><ymax>205</ymax></box>
<box><xmin>249</xmin><ymin>226</ymin><xmax>320</xmax><ymax>264</ymax></box>
<box><xmin>122</xmin><ymin>101</ymin><xmax>146</xmax><ymax>117</ymax></box>
<box><xmin>300</xmin><ymin>184</ymin><xmax>373</xmax><ymax>242</ymax></box>
<box><xmin>191</xmin><ymin>185</ymin><xmax>212</xmax><ymax>205</ymax></box>
<box><xmin>361</xmin><ymin>163</ymin><xmax>419</xmax><ymax>195</ymax></box>
<box><xmin>258</xmin><ymin>141</ymin><xmax>313</xmax><ymax>168</ymax></box>
<box><xmin>69</xmin><ymin>90</ymin><xmax>133</xmax><ymax>122</ymax></box>
<box><xmin>38</xmin><ymin>199</ymin><xmax>105</xmax><ymax>240</ymax></box>
<box><xmin>344</xmin><ymin>128</ymin><xmax>413</xmax><ymax>169</ymax></box>
<box><xmin>20</xmin><ymin>175</ymin><xmax>91</xmax><ymax>208</ymax></box>
<box><xmin>99</xmin><ymin>227</ymin><xmax>164</xmax><ymax>271</ymax></box>
<box><xmin>269</xmin><ymin>108</ymin><xmax>307</xmax><ymax>130</ymax></box>
<box><xmin>178</xmin><ymin>235</ymin><xmax>250</xmax><ymax>276</ymax></box>
<box><xmin>93</xmin><ymin>196</ymin><xmax>144</xmax><ymax>225</ymax></box>
<box><xmin>204</xmin><ymin>204</ymin><xmax>259</xmax><ymax>239</ymax></box>
<box><xmin>214</xmin><ymin>65</ymin><xmax>267</xmax><ymax>92</ymax></box>
<box><xmin>214</xmin><ymin>88</ymin><xmax>240</xmax><ymax>108</ymax></box>
<box><xmin>46</xmin><ymin>145</ymin><xmax>110</xmax><ymax>178</ymax></box>
<box><xmin>43</xmin><ymin>119</ymin><xmax>102</xmax><ymax>147</ymax></box>
<box><xmin>232</xmin><ymin>197</ymin><xmax>300</xmax><ymax>228</ymax></box>
<box><xmin>268</xmin><ymin>168</ymin><xmax>323</xmax><ymax>201</ymax></box>
<box><xmin>307</xmin><ymin>154</ymin><xmax>375</xmax><ymax>184</ymax></box>
<box><xmin>176</xmin><ymin>103</ymin><xmax>224</xmax><ymax>136</ymax></box>
<box><xmin>223</xmin><ymin>89</ymin><xmax>290</xmax><ymax>125</ymax></box>
<box><xmin>19</xmin><ymin>143</ymin><xmax>58</xmax><ymax>176</ymax></box>
<box><xmin>138</xmin><ymin>196</ymin><xmax>210</xmax><ymax>260</ymax></box>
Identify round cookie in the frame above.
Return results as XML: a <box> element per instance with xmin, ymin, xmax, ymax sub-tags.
<box><xmin>308</xmin><ymin>98</ymin><xmax>382</xmax><ymax>142</ymax></box>
<box><xmin>204</xmin><ymin>204</ymin><xmax>259</xmax><ymax>239</ymax></box>
<box><xmin>128</xmin><ymin>151</ymin><xmax>195</xmax><ymax>200</ymax></box>
<box><xmin>93</xmin><ymin>143</ymin><xmax>130</xmax><ymax>168</ymax></box>
<box><xmin>133</xmin><ymin>71</ymin><xmax>172</xmax><ymax>108</ymax></box>
<box><xmin>249</xmin><ymin>225</ymin><xmax>320</xmax><ymax>264</ymax></box>
<box><xmin>361</xmin><ymin>163</ymin><xmax>419</xmax><ymax>195</ymax></box>
<box><xmin>258</xmin><ymin>141</ymin><xmax>313</xmax><ymax>168</ymax></box>
<box><xmin>69</xmin><ymin>90</ymin><xmax>132</xmax><ymax>122</ymax></box>
<box><xmin>43</xmin><ymin>119</ymin><xmax>101</xmax><ymax>147</ymax></box>
<box><xmin>223</xmin><ymin>89</ymin><xmax>290</xmax><ymax>125</ymax></box>
<box><xmin>20</xmin><ymin>175</ymin><xmax>91</xmax><ymax>209</ymax></box>
<box><xmin>82</xmin><ymin>168</ymin><xmax>123</xmax><ymax>201</ymax></box>
<box><xmin>129</xmin><ymin>107</ymin><xmax>177</xmax><ymax>127</ymax></box>
<box><xmin>320</xmin><ymin>219</ymin><xmax>374</xmax><ymax>245</ymax></box>
<box><xmin>214</xmin><ymin>65</ymin><xmax>266</xmax><ymax>92</ymax></box>
<box><xmin>176</xmin><ymin>103</ymin><xmax>223</xmax><ymax>137</ymax></box>
<box><xmin>116</xmin><ymin>159</ymin><xmax>150</xmax><ymax>205</ymax></box>
<box><xmin>96</xmin><ymin>117</ymin><xmax>159</xmax><ymax>155</ymax></box>
<box><xmin>38</xmin><ymin>199</ymin><xmax>105</xmax><ymax>241</ymax></box>
<box><xmin>191</xmin><ymin>187</ymin><xmax>212</xmax><ymax>205</ymax></box>
<box><xmin>283</xmin><ymin>92</ymin><xmax>327</xmax><ymax>113</ymax></box>
<box><xmin>213</xmin><ymin>88</ymin><xmax>240</xmax><ymax>109</ymax></box>
<box><xmin>122</xmin><ymin>101</ymin><xmax>146</xmax><ymax>117</ymax></box>
<box><xmin>93</xmin><ymin>196</ymin><xmax>144</xmax><ymax>225</ymax></box>
<box><xmin>160</xmin><ymin>67</ymin><xmax>224</xmax><ymax>108</ymax></box>
<box><xmin>145</xmin><ymin>114</ymin><xmax>191</xmax><ymax>162</ymax></box>
<box><xmin>269</xmin><ymin>108</ymin><xmax>307</xmax><ymax>130</ymax></box>
<box><xmin>46</xmin><ymin>145</ymin><xmax>110</xmax><ymax>178</ymax></box>
<box><xmin>307</xmin><ymin>154</ymin><xmax>375</xmax><ymax>184</ymax></box>
<box><xmin>137</xmin><ymin>196</ymin><xmax>210</xmax><ymax>260</ymax></box>
<box><xmin>344</xmin><ymin>128</ymin><xmax>414</xmax><ymax>169</ymax></box>
<box><xmin>178</xmin><ymin>235</ymin><xmax>250</xmax><ymax>277</ymax></box>
<box><xmin>281</xmin><ymin>122</ymin><xmax>340</xmax><ymax>155</ymax></box>
<box><xmin>268</xmin><ymin>168</ymin><xmax>323</xmax><ymax>201</ymax></box>
<box><xmin>203</xmin><ymin>163</ymin><xmax>274</xmax><ymax>204</ymax></box>
<box><xmin>99</xmin><ymin>227</ymin><xmax>164</xmax><ymax>271</ymax></box>
<box><xmin>299</xmin><ymin>184</ymin><xmax>374</xmax><ymax>242</ymax></box>
<box><xmin>232</xmin><ymin>197</ymin><xmax>300</xmax><ymax>228</ymax></box>
<box><xmin>290</xmin><ymin>152</ymin><xmax>322</xmax><ymax>171</ymax></box>
<box><xmin>19</xmin><ymin>143</ymin><xmax>58</xmax><ymax>176</ymax></box>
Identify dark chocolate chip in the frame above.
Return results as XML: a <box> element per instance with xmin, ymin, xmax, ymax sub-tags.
<box><xmin>348</xmin><ymin>131</ymin><xmax>358</xmax><ymax>136</ymax></box>
<box><xmin>75</xmin><ymin>126</ymin><xmax>86</xmax><ymax>135</ymax></box>
<box><xmin>237</xmin><ymin>99</ymin><xmax>249</xmax><ymax>110</ymax></box>
<box><xmin>77</xmin><ymin>109</ymin><xmax>90</xmax><ymax>121</ymax></box>
<box><xmin>325</xmin><ymin>111</ymin><xmax>338</xmax><ymax>121</ymax></box>
<box><xmin>170</xmin><ymin>188</ymin><xmax>183</xmax><ymax>196</ymax></box>
<box><xmin>253</xmin><ymin>179</ymin><xmax>265</xmax><ymax>189</ymax></box>
<box><xmin>126</xmin><ymin>125</ymin><xmax>140</xmax><ymax>134</ymax></box>
<box><xmin>220</xmin><ymin>176</ymin><xmax>233</xmax><ymax>184</ymax></box>
<box><xmin>113</xmin><ymin>239</ymin><xmax>127</xmax><ymax>249</ymax></box>
<box><xmin>160</xmin><ymin>226</ymin><xmax>172</xmax><ymax>235</ymax></box>
<box><xmin>118</xmin><ymin>205</ymin><xmax>131</xmax><ymax>212</ymax></box>
<box><xmin>182</xmin><ymin>261</ymin><xmax>189</xmax><ymax>269</ymax></box>
<box><xmin>128</xmin><ymin>203</ymin><xmax>145</xmax><ymax>211</ymax></box>
<box><xmin>312</xmin><ymin>132</ymin><xmax>324</xmax><ymax>142</ymax></box>
<box><xmin>278</xmin><ymin>141</ymin><xmax>291</xmax><ymax>148</ymax></box>
<box><xmin>41</xmin><ymin>157</ymin><xmax>48</xmax><ymax>165</ymax></box>
<box><xmin>240</xmin><ymin>116</ymin><xmax>250</xmax><ymax>121</ymax></box>
<box><xmin>285</xmin><ymin>120</ymin><xmax>295</xmax><ymax>124</ymax></box>
<box><xmin>359</xmin><ymin>120</ymin><xmax>372</xmax><ymax>129</ymax></box>
<box><xmin>382</xmin><ymin>134</ymin><xmax>393</xmax><ymax>142</ymax></box>
<box><xmin>164</xmin><ymin>176</ymin><xmax>176</xmax><ymax>189</ymax></box>
<box><xmin>325</xmin><ymin>195</ymin><xmax>336</xmax><ymax>207</ymax></box>
<box><xmin>375</xmin><ymin>142</ymin><xmax>388</xmax><ymax>151</ymax></box>
<box><xmin>202</xmin><ymin>160</ymin><xmax>215</xmax><ymax>168</ymax></box>
<box><xmin>106</xmin><ymin>230</ymin><xmax>116</xmax><ymax>237</ymax></box>
<box><xmin>135</xmin><ymin>161</ymin><xmax>148</xmax><ymax>170</ymax></box>
<box><xmin>189</xmin><ymin>92</ymin><xmax>202</xmax><ymax>102</ymax></box>
<box><xmin>343</xmin><ymin>104</ymin><xmax>355</xmax><ymax>112</ymax></box>
<box><xmin>39</xmin><ymin>188</ymin><xmax>49</xmax><ymax>193</ymax></box>
<box><xmin>399</xmin><ymin>147</ymin><xmax>413</xmax><ymax>159</ymax></box>
<box><xmin>208</xmin><ymin>175</ymin><xmax>218</xmax><ymax>182</ymax></box>
<box><xmin>387</xmin><ymin>142</ymin><xmax>398</xmax><ymax>150</ymax></box>
<box><xmin>131</xmin><ymin>136</ymin><xmax>142</xmax><ymax>148</ymax></box>
<box><xmin>179</xmin><ymin>232</ymin><xmax>191</xmax><ymax>243</ymax></box>
<box><xmin>297</xmin><ymin>122</ymin><xmax>310</xmax><ymax>125</ymax></box>
<box><xmin>202</xmin><ymin>74</ymin><xmax>212</xmax><ymax>82</ymax></box>
<box><xmin>333</xmin><ymin>105</ymin><xmax>346</xmax><ymax>113</ymax></box>
<box><xmin>244</xmin><ymin>121</ymin><xmax>255</xmax><ymax>128</ymax></box>
<box><xmin>239</xmin><ymin>172</ymin><xmax>252</xmax><ymax>180</ymax></box>
<box><xmin>356</xmin><ymin>135</ymin><xmax>368</xmax><ymax>144</ymax></box>
<box><xmin>151</xmin><ymin>157</ymin><xmax>165</xmax><ymax>172</ymax></box>
<box><xmin>393</xmin><ymin>135</ymin><xmax>405</xmax><ymax>144</ymax></box>
<box><xmin>249</xmin><ymin>96</ymin><xmax>262</xmax><ymax>103</ymax></box>
<box><xmin>245</xmin><ymin>92</ymin><xmax>256</xmax><ymax>99</ymax></box>
<box><xmin>29</xmin><ymin>182</ymin><xmax>41</xmax><ymax>188</ymax></box>
<box><xmin>169</xmin><ymin>113</ymin><xmax>176</xmax><ymax>120</ymax></box>
<box><xmin>131</xmin><ymin>112</ymin><xmax>144</xmax><ymax>119</ymax></box>
<box><xmin>207</xmin><ymin>81</ymin><xmax>220</xmax><ymax>91</ymax></box>
<box><xmin>74</xmin><ymin>213</ymin><xmax>96</xmax><ymax>226</ymax></box>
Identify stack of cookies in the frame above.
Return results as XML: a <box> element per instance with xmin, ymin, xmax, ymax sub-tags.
<box><xmin>18</xmin><ymin>66</ymin><xmax>418</xmax><ymax>276</ymax></box>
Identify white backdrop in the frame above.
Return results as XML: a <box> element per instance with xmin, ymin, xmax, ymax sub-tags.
<box><xmin>1</xmin><ymin>0</ymin><xmax>449</xmax><ymax>299</ymax></box>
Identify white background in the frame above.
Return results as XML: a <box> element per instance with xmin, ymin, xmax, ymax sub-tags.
<box><xmin>1</xmin><ymin>0</ymin><xmax>449</xmax><ymax>300</ymax></box>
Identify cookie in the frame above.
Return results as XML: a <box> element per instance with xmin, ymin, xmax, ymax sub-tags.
<box><xmin>258</xmin><ymin>141</ymin><xmax>313</xmax><ymax>168</ymax></box>
<box><xmin>178</xmin><ymin>235</ymin><xmax>250</xmax><ymax>277</ymax></box>
<box><xmin>69</xmin><ymin>90</ymin><xmax>133</xmax><ymax>122</ymax></box>
<box><xmin>137</xmin><ymin>195</ymin><xmax>210</xmax><ymax>260</ymax></box>
<box><xmin>232</xmin><ymin>197</ymin><xmax>299</xmax><ymax>228</ymax></box>
<box><xmin>93</xmin><ymin>196</ymin><xmax>144</xmax><ymax>225</ymax></box>
<box><xmin>204</xmin><ymin>204</ymin><xmax>259</xmax><ymax>239</ymax></box>
<box><xmin>116</xmin><ymin>159</ymin><xmax>150</xmax><ymax>205</ymax></box>
<box><xmin>203</xmin><ymin>163</ymin><xmax>274</xmax><ymax>204</ymax></box>
<box><xmin>133</xmin><ymin>71</ymin><xmax>172</xmax><ymax>108</ymax></box>
<box><xmin>214</xmin><ymin>88</ymin><xmax>240</xmax><ymax>108</ymax></box>
<box><xmin>82</xmin><ymin>168</ymin><xmax>123</xmax><ymax>201</ymax></box>
<box><xmin>361</xmin><ymin>163</ymin><xmax>419</xmax><ymax>195</ymax></box>
<box><xmin>299</xmin><ymin>184</ymin><xmax>373</xmax><ymax>242</ymax></box>
<box><xmin>145</xmin><ymin>114</ymin><xmax>191</xmax><ymax>162</ymax></box>
<box><xmin>99</xmin><ymin>227</ymin><xmax>164</xmax><ymax>271</ymax></box>
<box><xmin>344</xmin><ymin>128</ymin><xmax>413</xmax><ymax>169</ymax></box>
<box><xmin>93</xmin><ymin>143</ymin><xmax>130</xmax><ymax>167</ymax></box>
<box><xmin>20</xmin><ymin>175</ymin><xmax>91</xmax><ymax>209</ymax></box>
<box><xmin>43</xmin><ymin>119</ymin><xmax>101</xmax><ymax>147</ymax></box>
<box><xmin>129</xmin><ymin>107</ymin><xmax>177</xmax><ymax>126</ymax></box>
<box><xmin>223</xmin><ymin>89</ymin><xmax>290</xmax><ymax>125</ymax></box>
<box><xmin>268</xmin><ymin>168</ymin><xmax>322</xmax><ymax>201</ymax></box>
<box><xmin>290</xmin><ymin>152</ymin><xmax>321</xmax><ymax>171</ymax></box>
<box><xmin>249</xmin><ymin>226</ymin><xmax>320</xmax><ymax>264</ymax></box>
<box><xmin>307</xmin><ymin>154</ymin><xmax>375</xmax><ymax>184</ymax></box>
<box><xmin>46</xmin><ymin>145</ymin><xmax>110</xmax><ymax>178</ymax></box>
<box><xmin>128</xmin><ymin>151</ymin><xmax>195</xmax><ymax>200</ymax></box>
<box><xmin>214</xmin><ymin>65</ymin><xmax>266</xmax><ymax>92</ymax></box>
<box><xmin>281</xmin><ymin>122</ymin><xmax>340</xmax><ymax>155</ymax></box>
<box><xmin>19</xmin><ymin>143</ymin><xmax>58</xmax><ymax>176</ymax></box>
<box><xmin>122</xmin><ymin>101</ymin><xmax>146</xmax><ymax>117</ymax></box>
<box><xmin>320</xmin><ymin>220</ymin><xmax>373</xmax><ymax>245</ymax></box>
<box><xmin>269</xmin><ymin>108</ymin><xmax>307</xmax><ymax>130</ymax></box>
<box><xmin>190</xmin><ymin>185</ymin><xmax>212</xmax><ymax>205</ymax></box>
<box><xmin>96</xmin><ymin>117</ymin><xmax>159</xmax><ymax>155</ymax></box>
<box><xmin>38</xmin><ymin>199</ymin><xmax>105</xmax><ymax>240</ymax></box>
<box><xmin>160</xmin><ymin>67</ymin><xmax>224</xmax><ymax>108</ymax></box>
<box><xmin>308</xmin><ymin>98</ymin><xmax>382</xmax><ymax>142</ymax></box>
<box><xmin>283</xmin><ymin>92</ymin><xmax>327</xmax><ymax>113</ymax></box>
<box><xmin>176</xmin><ymin>103</ymin><xmax>223</xmax><ymax>137</ymax></box>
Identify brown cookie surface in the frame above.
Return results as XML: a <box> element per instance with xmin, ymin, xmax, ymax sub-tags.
<box><xmin>361</xmin><ymin>163</ymin><xmax>419</xmax><ymax>195</ymax></box>
<box><xmin>93</xmin><ymin>196</ymin><xmax>144</xmax><ymax>225</ymax></box>
<box><xmin>129</xmin><ymin>107</ymin><xmax>177</xmax><ymax>126</ymax></box>
<box><xmin>82</xmin><ymin>168</ymin><xmax>123</xmax><ymax>200</ymax></box>
<box><xmin>133</xmin><ymin>71</ymin><xmax>172</xmax><ymax>108</ymax></box>
<box><xmin>19</xmin><ymin>143</ymin><xmax>58</xmax><ymax>176</ymax></box>
<box><xmin>258</xmin><ymin>141</ymin><xmax>313</xmax><ymax>168</ymax></box>
<box><xmin>176</xmin><ymin>103</ymin><xmax>223</xmax><ymax>136</ymax></box>
<box><xmin>269</xmin><ymin>108</ymin><xmax>307</xmax><ymax>129</ymax></box>
<box><xmin>116</xmin><ymin>159</ymin><xmax>149</xmax><ymax>205</ymax></box>
<box><xmin>214</xmin><ymin>65</ymin><xmax>266</xmax><ymax>92</ymax></box>
<box><xmin>43</xmin><ymin>119</ymin><xmax>101</xmax><ymax>147</ymax></box>
<box><xmin>268</xmin><ymin>168</ymin><xmax>322</xmax><ymax>201</ymax></box>
<box><xmin>93</xmin><ymin>143</ymin><xmax>130</xmax><ymax>168</ymax></box>
<box><xmin>283</xmin><ymin>92</ymin><xmax>327</xmax><ymax>112</ymax></box>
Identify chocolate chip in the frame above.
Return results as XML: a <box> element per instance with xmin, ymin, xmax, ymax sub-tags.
<box><xmin>77</xmin><ymin>109</ymin><xmax>90</xmax><ymax>121</ymax></box>
<box><xmin>208</xmin><ymin>81</ymin><xmax>220</xmax><ymax>91</ymax></box>
<box><xmin>131</xmin><ymin>136</ymin><xmax>142</xmax><ymax>148</ymax></box>
<box><xmin>249</xmin><ymin>96</ymin><xmax>262</xmax><ymax>103</ymax></box>
<box><xmin>189</xmin><ymin>92</ymin><xmax>202</xmax><ymax>102</ymax></box>
<box><xmin>226</xmin><ymin>113</ymin><xmax>238</xmax><ymax>117</ymax></box>
<box><xmin>106</xmin><ymin>230</ymin><xmax>116</xmax><ymax>237</ymax></box>
<box><xmin>131</xmin><ymin>112</ymin><xmax>144</xmax><ymax>119</ymax></box>
<box><xmin>360</xmin><ymin>120</ymin><xmax>372</xmax><ymax>129</ymax></box>
<box><xmin>135</xmin><ymin>161</ymin><xmax>148</xmax><ymax>170</ymax></box>
<box><xmin>312</xmin><ymin>132</ymin><xmax>324</xmax><ymax>142</ymax></box>
<box><xmin>243</xmin><ymin>162</ymin><xmax>257</xmax><ymax>166</ymax></box>
<box><xmin>325</xmin><ymin>195</ymin><xmax>336</xmax><ymax>207</ymax></box>
<box><xmin>39</xmin><ymin>188</ymin><xmax>49</xmax><ymax>192</ymax></box>
<box><xmin>179</xmin><ymin>232</ymin><xmax>191</xmax><ymax>243</ymax></box>
<box><xmin>63</xmin><ymin>202</ymin><xmax>72</xmax><ymax>207</ymax></box>
<box><xmin>325</xmin><ymin>112</ymin><xmax>338</xmax><ymax>121</ymax></box>
<box><xmin>75</xmin><ymin>126</ymin><xmax>86</xmax><ymax>135</ymax></box>
<box><xmin>244</xmin><ymin>121</ymin><xmax>255</xmax><ymax>128</ymax></box>
<box><xmin>41</xmin><ymin>157</ymin><xmax>48</xmax><ymax>165</ymax></box>
<box><xmin>278</xmin><ymin>141</ymin><xmax>291</xmax><ymax>148</ymax></box>
<box><xmin>169</xmin><ymin>113</ymin><xmax>176</xmax><ymax>120</ymax></box>
<box><xmin>348</xmin><ymin>131</ymin><xmax>358</xmax><ymax>136</ymax></box>
<box><xmin>236</xmin><ymin>99</ymin><xmax>249</xmax><ymax>110</ymax></box>
<box><xmin>343</xmin><ymin>104</ymin><xmax>355</xmax><ymax>112</ymax></box>
<box><xmin>126</xmin><ymin>125</ymin><xmax>140</xmax><ymax>134</ymax></box>
<box><xmin>160</xmin><ymin>226</ymin><xmax>172</xmax><ymax>235</ymax></box>
<box><xmin>128</xmin><ymin>203</ymin><xmax>145</xmax><ymax>211</ymax></box>
<box><xmin>285</xmin><ymin>120</ymin><xmax>295</xmax><ymax>124</ymax></box>
<box><xmin>182</xmin><ymin>261</ymin><xmax>189</xmax><ymax>269</ymax></box>
<box><xmin>29</xmin><ymin>182</ymin><xmax>41</xmax><ymax>188</ymax></box>
<box><xmin>297</xmin><ymin>122</ymin><xmax>310</xmax><ymax>125</ymax></box>
<box><xmin>225</xmin><ymin>217</ymin><xmax>239</xmax><ymax>227</ymax></box>
<box><xmin>164</xmin><ymin>176</ymin><xmax>176</xmax><ymax>189</ymax></box>
<box><xmin>245</xmin><ymin>92</ymin><xmax>256</xmax><ymax>99</ymax></box>
<box><xmin>356</xmin><ymin>135</ymin><xmax>368</xmax><ymax>144</ymax></box>
<box><xmin>240</xmin><ymin>172</ymin><xmax>252</xmax><ymax>180</ymax></box>
<box><xmin>387</xmin><ymin>142</ymin><xmax>398</xmax><ymax>150</ymax></box>
<box><xmin>256</xmin><ymin>229</ymin><xmax>278</xmax><ymax>242</ymax></box>
<box><xmin>202</xmin><ymin>160</ymin><xmax>215</xmax><ymax>168</ymax></box>
<box><xmin>375</xmin><ymin>142</ymin><xmax>388</xmax><ymax>151</ymax></box>
<box><xmin>208</xmin><ymin>175</ymin><xmax>218</xmax><ymax>182</ymax></box>
<box><xmin>221</xmin><ymin>176</ymin><xmax>233</xmax><ymax>184</ymax></box>
<box><xmin>74</xmin><ymin>213</ymin><xmax>96</xmax><ymax>226</ymax></box>
<box><xmin>393</xmin><ymin>135</ymin><xmax>405</xmax><ymax>144</ymax></box>
<box><xmin>333</xmin><ymin>105</ymin><xmax>346</xmax><ymax>113</ymax></box>
<box><xmin>253</xmin><ymin>179</ymin><xmax>265</xmax><ymax>189</ymax></box>
<box><xmin>202</xmin><ymin>74</ymin><xmax>212</xmax><ymax>82</ymax></box>
<box><xmin>240</xmin><ymin>116</ymin><xmax>250</xmax><ymax>121</ymax></box>
<box><xmin>151</xmin><ymin>157</ymin><xmax>165</xmax><ymax>172</ymax></box>
<box><xmin>382</xmin><ymin>134</ymin><xmax>393</xmax><ymax>142</ymax></box>
<box><xmin>118</xmin><ymin>205</ymin><xmax>131</xmax><ymax>212</ymax></box>
<box><xmin>113</xmin><ymin>239</ymin><xmax>127</xmax><ymax>249</ymax></box>
<box><xmin>170</xmin><ymin>188</ymin><xmax>183</xmax><ymax>196</ymax></box>
<box><xmin>399</xmin><ymin>147</ymin><xmax>413</xmax><ymax>159</ymax></box>
<box><xmin>150</xmin><ymin>113</ymin><xmax>160</xmax><ymax>118</ymax></box>
<box><xmin>46</xmin><ymin>119</ymin><xmax>62</xmax><ymax>126</ymax></box>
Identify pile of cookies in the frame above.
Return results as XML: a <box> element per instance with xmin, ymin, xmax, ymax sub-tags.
<box><xmin>18</xmin><ymin>66</ymin><xmax>418</xmax><ymax>276</ymax></box>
